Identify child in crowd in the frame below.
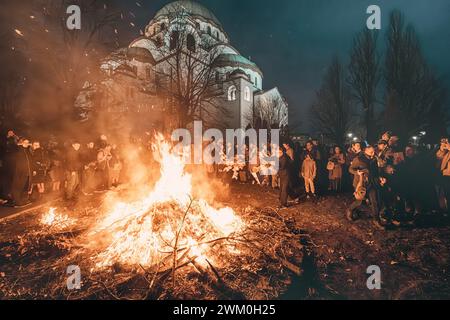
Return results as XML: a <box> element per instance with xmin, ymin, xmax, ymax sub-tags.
<box><xmin>301</xmin><ymin>153</ymin><xmax>317</xmax><ymax>198</ymax></box>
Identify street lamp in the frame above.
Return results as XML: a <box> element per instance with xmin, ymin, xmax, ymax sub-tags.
<box><xmin>353</xmin><ymin>137</ymin><xmax>358</xmax><ymax>142</ymax></box>
<box><xmin>347</xmin><ymin>133</ymin><xmax>353</xmax><ymax>138</ymax></box>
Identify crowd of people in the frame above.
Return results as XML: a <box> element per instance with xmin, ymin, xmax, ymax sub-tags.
<box><xmin>0</xmin><ymin>130</ymin><xmax>123</xmax><ymax>208</ymax></box>
<box><xmin>1</xmin><ymin>128</ymin><xmax>450</xmax><ymax>230</ymax></box>
<box><xmin>273</xmin><ymin>132</ymin><xmax>450</xmax><ymax>229</ymax></box>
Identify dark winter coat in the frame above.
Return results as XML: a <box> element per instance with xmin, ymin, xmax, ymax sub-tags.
<box><xmin>349</xmin><ymin>153</ymin><xmax>379</xmax><ymax>189</ymax></box>
<box><xmin>13</xmin><ymin>146</ymin><xmax>32</xmax><ymax>178</ymax></box>
<box><xmin>278</xmin><ymin>153</ymin><xmax>292</xmax><ymax>178</ymax></box>
<box><xmin>30</xmin><ymin>148</ymin><xmax>48</xmax><ymax>183</ymax></box>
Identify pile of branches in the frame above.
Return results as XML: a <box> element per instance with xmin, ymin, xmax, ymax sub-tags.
<box><xmin>0</xmin><ymin>206</ymin><xmax>306</xmax><ymax>300</ymax></box>
<box><xmin>0</xmin><ymin>228</ymin><xmax>81</xmax><ymax>299</ymax></box>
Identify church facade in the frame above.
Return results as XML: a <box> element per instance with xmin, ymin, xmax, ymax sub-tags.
<box><xmin>75</xmin><ymin>0</ymin><xmax>288</xmax><ymax>132</ymax></box>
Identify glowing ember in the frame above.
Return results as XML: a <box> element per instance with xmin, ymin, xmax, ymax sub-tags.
<box><xmin>91</xmin><ymin>134</ymin><xmax>243</xmax><ymax>269</ymax></box>
<box><xmin>40</xmin><ymin>208</ymin><xmax>76</xmax><ymax>230</ymax></box>
<box><xmin>14</xmin><ymin>29</ymin><xmax>24</xmax><ymax>37</ymax></box>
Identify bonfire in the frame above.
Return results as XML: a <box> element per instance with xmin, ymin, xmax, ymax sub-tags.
<box><xmin>88</xmin><ymin>134</ymin><xmax>244</xmax><ymax>272</ymax></box>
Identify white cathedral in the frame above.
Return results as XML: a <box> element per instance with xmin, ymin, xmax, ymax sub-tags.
<box><xmin>76</xmin><ymin>0</ymin><xmax>288</xmax><ymax>132</ymax></box>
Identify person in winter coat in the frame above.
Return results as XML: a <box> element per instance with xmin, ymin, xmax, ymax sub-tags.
<box><xmin>301</xmin><ymin>152</ymin><xmax>317</xmax><ymax>198</ymax></box>
<box><xmin>328</xmin><ymin>146</ymin><xmax>346</xmax><ymax>192</ymax></box>
<box><xmin>108</xmin><ymin>144</ymin><xmax>122</xmax><ymax>188</ymax></box>
<box><xmin>65</xmin><ymin>141</ymin><xmax>82</xmax><ymax>200</ymax></box>
<box><xmin>438</xmin><ymin>140</ymin><xmax>450</xmax><ymax>211</ymax></box>
<box><xmin>95</xmin><ymin>145</ymin><xmax>112</xmax><ymax>191</ymax></box>
<box><xmin>278</xmin><ymin>147</ymin><xmax>297</xmax><ymax>208</ymax></box>
<box><xmin>346</xmin><ymin>141</ymin><xmax>362</xmax><ymax>166</ymax></box>
<box><xmin>10</xmin><ymin>138</ymin><xmax>32</xmax><ymax>207</ymax></box>
<box><xmin>311</xmin><ymin>140</ymin><xmax>326</xmax><ymax>194</ymax></box>
<box><xmin>48</xmin><ymin>150</ymin><xmax>64</xmax><ymax>193</ymax></box>
<box><xmin>346</xmin><ymin>145</ymin><xmax>384</xmax><ymax>229</ymax></box>
<box><xmin>82</xmin><ymin>141</ymin><xmax>97</xmax><ymax>195</ymax></box>
<box><xmin>30</xmin><ymin>140</ymin><xmax>48</xmax><ymax>197</ymax></box>
<box><xmin>376</xmin><ymin>140</ymin><xmax>393</xmax><ymax>169</ymax></box>
<box><xmin>436</xmin><ymin>137</ymin><xmax>450</xmax><ymax>211</ymax></box>
<box><xmin>1</xmin><ymin>130</ymin><xmax>19</xmax><ymax>201</ymax></box>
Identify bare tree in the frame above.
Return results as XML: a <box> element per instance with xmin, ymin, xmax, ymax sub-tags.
<box><xmin>10</xmin><ymin>0</ymin><xmax>123</xmax><ymax>121</ymax></box>
<box><xmin>384</xmin><ymin>10</ymin><xmax>448</xmax><ymax>140</ymax></box>
<box><xmin>153</xmin><ymin>7</ymin><xmax>230</xmax><ymax>129</ymax></box>
<box><xmin>348</xmin><ymin>28</ymin><xmax>380</xmax><ymax>142</ymax></box>
<box><xmin>246</xmin><ymin>93</ymin><xmax>287</xmax><ymax>131</ymax></box>
<box><xmin>0</xmin><ymin>32</ymin><xmax>26</xmax><ymax>128</ymax></box>
<box><xmin>310</xmin><ymin>57</ymin><xmax>356</xmax><ymax>146</ymax></box>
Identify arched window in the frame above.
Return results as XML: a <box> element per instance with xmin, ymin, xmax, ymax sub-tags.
<box><xmin>187</xmin><ymin>34</ymin><xmax>196</xmax><ymax>52</ymax></box>
<box><xmin>160</xmin><ymin>23</ymin><xmax>166</xmax><ymax>31</ymax></box>
<box><xmin>170</xmin><ymin>31</ymin><xmax>179</xmax><ymax>50</ymax></box>
<box><xmin>207</xmin><ymin>26</ymin><xmax>211</xmax><ymax>35</ymax></box>
<box><xmin>228</xmin><ymin>85</ymin><xmax>237</xmax><ymax>101</ymax></box>
<box><xmin>254</xmin><ymin>77</ymin><xmax>258</xmax><ymax>87</ymax></box>
<box><xmin>244</xmin><ymin>86</ymin><xmax>251</xmax><ymax>102</ymax></box>
<box><xmin>216</xmin><ymin>31</ymin><xmax>219</xmax><ymax>39</ymax></box>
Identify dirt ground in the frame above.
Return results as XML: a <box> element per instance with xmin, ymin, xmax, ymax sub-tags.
<box><xmin>1</xmin><ymin>182</ymin><xmax>449</xmax><ymax>300</ymax></box>
<box><xmin>223</xmin><ymin>183</ymin><xmax>450</xmax><ymax>300</ymax></box>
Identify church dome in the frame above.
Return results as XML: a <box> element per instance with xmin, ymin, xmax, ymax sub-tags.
<box><xmin>154</xmin><ymin>1</ymin><xmax>221</xmax><ymax>26</ymax></box>
<box><xmin>213</xmin><ymin>54</ymin><xmax>262</xmax><ymax>76</ymax></box>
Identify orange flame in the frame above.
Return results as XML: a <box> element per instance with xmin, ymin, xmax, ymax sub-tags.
<box><xmin>91</xmin><ymin>134</ymin><xmax>243</xmax><ymax>269</ymax></box>
<box><xmin>40</xmin><ymin>207</ymin><xmax>76</xmax><ymax>230</ymax></box>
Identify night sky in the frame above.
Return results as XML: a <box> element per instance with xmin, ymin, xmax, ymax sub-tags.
<box><xmin>114</xmin><ymin>0</ymin><xmax>450</xmax><ymax>132</ymax></box>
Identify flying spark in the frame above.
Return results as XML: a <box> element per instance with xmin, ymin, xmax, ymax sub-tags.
<box><xmin>14</xmin><ymin>29</ymin><xmax>24</xmax><ymax>37</ymax></box>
